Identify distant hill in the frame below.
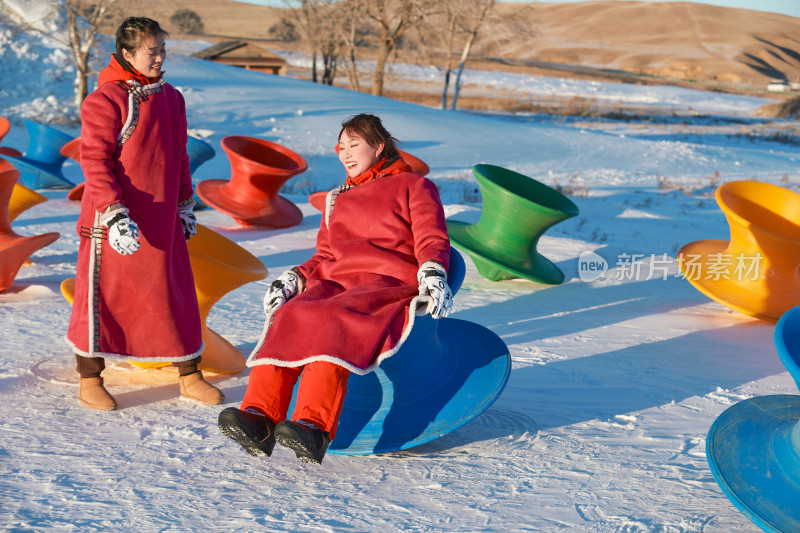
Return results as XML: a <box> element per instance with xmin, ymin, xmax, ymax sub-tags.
<box><xmin>489</xmin><ymin>1</ymin><xmax>800</xmax><ymax>86</ymax></box>
<box><xmin>117</xmin><ymin>0</ymin><xmax>800</xmax><ymax>89</ymax></box>
<box><xmin>98</xmin><ymin>0</ymin><xmax>286</xmax><ymax>41</ymax></box>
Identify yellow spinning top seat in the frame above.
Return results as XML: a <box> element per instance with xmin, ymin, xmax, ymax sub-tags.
<box><xmin>183</xmin><ymin>224</ymin><xmax>268</xmax><ymax>373</ymax></box>
<box><xmin>9</xmin><ymin>184</ymin><xmax>48</xmax><ymax>222</ymax></box>
<box><xmin>678</xmin><ymin>180</ymin><xmax>800</xmax><ymax>321</ymax></box>
<box><xmin>1</xmin><ymin>158</ymin><xmax>48</xmax><ymax>221</ymax></box>
<box><xmin>60</xmin><ymin>224</ymin><xmax>267</xmax><ymax>374</ymax></box>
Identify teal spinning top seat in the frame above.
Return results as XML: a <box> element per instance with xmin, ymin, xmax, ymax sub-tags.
<box><xmin>5</xmin><ymin>120</ymin><xmax>76</xmax><ymax>189</ymax></box>
<box><xmin>447</xmin><ymin>164</ymin><xmax>579</xmax><ymax>284</ymax></box>
<box><xmin>187</xmin><ymin>135</ymin><xmax>215</xmax><ymax>210</ymax></box>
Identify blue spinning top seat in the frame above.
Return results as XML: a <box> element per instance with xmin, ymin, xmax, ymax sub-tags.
<box><xmin>287</xmin><ymin>246</ymin><xmax>511</xmax><ymax>455</ymax></box>
<box><xmin>705</xmin><ymin>305</ymin><xmax>800</xmax><ymax>532</ymax></box>
<box><xmin>5</xmin><ymin>120</ymin><xmax>76</xmax><ymax>189</ymax></box>
<box><xmin>187</xmin><ymin>135</ymin><xmax>216</xmax><ymax>175</ymax></box>
<box><xmin>187</xmin><ymin>135</ymin><xmax>216</xmax><ymax>210</ymax></box>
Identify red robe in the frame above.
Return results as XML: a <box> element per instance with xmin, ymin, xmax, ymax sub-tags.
<box><xmin>65</xmin><ymin>57</ymin><xmax>202</xmax><ymax>361</ymax></box>
<box><xmin>248</xmin><ymin>165</ymin><xmax>451</xmax><ymax>375</ymax></box>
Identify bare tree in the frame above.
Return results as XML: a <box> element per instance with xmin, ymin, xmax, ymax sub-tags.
<box><xmin>3</xmin><ymin>0</ymin><xmax>117</xmax><ymax>109</ymax></box>
<box><xmin>331</xmin><ymin>0</ymin><xmax>365</xmax><ymax>91</ymax></box>
<box><xmin>450</xmin><ymin>0</ymin><xmax>495</xmax><ymax>110</ymax></box>
<box><xmin>287</xmin><ymin>0</ymin><xmax>339</xmax><ymax>85</ymax></box>
<box><xmin>364</xmin><ymin>0</ymin><xmax>425</xmax><ymax>97</ymax></box>
<box><xmin>65</xmin><ymin>0</ymin><xmax>116</xmax><ymax>108</ymax></box>
<box><xmin>269</xmin><ymin>17</ymin><xmax>301</xmax><ymax>42</ymax></box>
<box><xmin>410</xmin><ymin>0</ymin><xmax>495</xmax><ymax>110</ymax></box>
<box><xmin>433</xmin><ymin>0</ymin><xmax>469</xmax><ymax>110</ymax></box>
<box><xmin>319</xmin><ymin>36</ymin><xmax>338</xmax><ymax>85</ymax></box>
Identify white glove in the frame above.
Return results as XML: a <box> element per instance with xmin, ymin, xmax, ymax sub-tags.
<box><xmin>178</xmin><ymin>200</ymin><xmax>197</xmax><ymax>241</ymax></box>
<box><xmin>417</xmin><ymin>261</ymin><xmax>453</xmax><ymax>319</ymax></box>
<box><xmin>263</xmin><ymin>268</ymin><xmax>305</xmax><ymax>315</ymax></box>
<box><xmin>100</xmin><ymin>207</ymin><xmax>140</xmax><ymax>256</ymax></box>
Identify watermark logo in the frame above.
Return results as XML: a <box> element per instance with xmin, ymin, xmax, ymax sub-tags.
<box><xmin>576</xmin><ymin>251</ymin><xmax>762</xmax><ymax>282</ymax></box>
<box><xmin>578</xmin><ymin>251</ymin><xmax>608</xmax><ymax>282</ymax></box>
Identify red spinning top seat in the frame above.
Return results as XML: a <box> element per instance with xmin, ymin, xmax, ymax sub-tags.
<box><xmin>398</xmin><ymin>150</ymin><xmax>430</xmax><ymax>177</ymax></box>
<box><xmin>0</xmin><ymin>116</ymin><xmax>22</xmax><ymax>158</ymax></box>
<box><xmin>60</xmin><ymin>137</ymin><xmax>87</xmax><ymax>201</ymax></box>
<box><xmin>197</xmin><ymin>136</ymin><xmax>306</xmax><ymax>227</ymax></box>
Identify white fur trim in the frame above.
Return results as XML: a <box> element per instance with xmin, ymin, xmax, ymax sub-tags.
<box><xmin>70</xmin><ymin>209</ymin><xmax>204</xmax><ymax>361</ymax></box>
<box><xmin>291</xmin><ymin>269</ymin><xmax>306</xmax><ymax>294</ymax></box>
<box><xmin>86</xmin><ymin>211</ymin><xmax>100</xmax><ymax>355</ymax></box>
<box><xmin>177</xmin><ymin>198</ymin><xmax>195</xmax><ymax>211</ymax></box>
<box><xmin>67</xmin><ymin>335</ymin><xmax>205</xmax><ymax>362</ymax></box>
<box><xmin>117</xmin><ymin>91</ymin><xmax>135</xmax><ymax>143</ymax></box>
<box><xmin>246</xmin><ymin>295</ymin><xmax>430</xmax><ymax>376</ymax></box>
<box><xmin>98</xmin><ymin>205</ymin><xmax>128</xmax><ymax>226</ymax></box>
<box><xmin>418</xmin><ymin>260</ymin><xmax>448</xmax><ymax>281</ymax></box>
<box><xmin>324</xmin><ymin>188</ymin><xmax>339</xmax><ymax>228</ymax></box>
<box><xmin>117</xmin><ymin>79</ymin><xmax>165</xmax><ymax>144</ymax></box>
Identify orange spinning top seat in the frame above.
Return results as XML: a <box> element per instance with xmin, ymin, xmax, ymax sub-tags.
<box><xmin>678</xmin><ymin>180</ymin><xmax>800</xmax><ymax>321</ymax></box>
<box><xmin>0</xmin><ymin>168</ymin><xmax>60</xmax><ymax>292</ymax></box>
<box><xmin>59</xmin><ymin>224</ymin><xmax>266</xmax><ymax>374</ymax></box>
<box><xmin>197</xmin><ymin>136</ymin><xmax>306</xmax><ymax>227</ymax></box>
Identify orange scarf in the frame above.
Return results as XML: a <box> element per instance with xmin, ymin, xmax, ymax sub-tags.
<box><xmin>345</xmin><ymin>156</ymin><xmax>413</xmax><ymax>187</ymax></box>
<box><xmin>98</xmin><ymin>54</ymin><xmax>163</xmax><ymax>88</ymax></box>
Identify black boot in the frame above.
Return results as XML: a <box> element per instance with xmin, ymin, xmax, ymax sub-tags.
<box><xmin>275</xmin><ymin>420</ymin><xmax>331</xmax><ymax>464</ymax></box>
<box><xmin>218</xmin><ymin>407</ymin><xmax>276</xmax><ymax>457</ymax></box>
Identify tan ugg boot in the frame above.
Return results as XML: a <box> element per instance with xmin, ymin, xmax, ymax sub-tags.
<box><xmin>179</xmin><ymin>371</ymin><xmax>224</xmax><ymax>405</ymax></box>
<box><xmin>79</xmin><ymin>377</ymin><xmax>117</xmax><ymax>411</ymax></box>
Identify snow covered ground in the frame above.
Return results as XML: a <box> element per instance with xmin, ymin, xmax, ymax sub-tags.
<box><xmin>2</xmin><ymin>20</ymin><xmax>800</xmax><ymax>532</ymax></box>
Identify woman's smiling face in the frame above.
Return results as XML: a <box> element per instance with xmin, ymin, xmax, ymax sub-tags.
<box><xmin>123</xmin><ymin>33</ymin><xmax>166</xmax><ymax>78</ymax></box>
<box><xmin>338</xmin><ymin>129</ymin><xmax>384</xmax><ymax>178</ymax></box>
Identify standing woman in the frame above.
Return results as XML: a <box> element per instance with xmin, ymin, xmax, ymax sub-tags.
<box><xmin>219</xmin><ymin>114</ymin><xmax>453</xmax><ymax>464</ymax></box>
<box><xmin>66</xmin><ymin>17</ymin><xmax>223</xmax><ymax>410</ymax></box>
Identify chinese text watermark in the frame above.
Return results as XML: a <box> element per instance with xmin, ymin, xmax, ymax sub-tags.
<box><xmin>578</xmin><ymin>252</ymin><xmax>762</xmax><ymax>282</ymax></box>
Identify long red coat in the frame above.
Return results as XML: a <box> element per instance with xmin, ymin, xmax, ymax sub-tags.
<box><xmin>248</xmin><ymin>171</ymin><xmax>450</xmax><ymax>374</ymax></box>
<box><xmin>65</xmin><ymin>58</ymin><xmax>202</xmax><ymax>362</ymax></box>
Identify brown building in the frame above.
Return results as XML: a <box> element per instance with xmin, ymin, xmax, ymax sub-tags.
<box><xmin>192</xmin><ymin>41</ymin><xmax>287</xmax><ymax>76</ymax></box>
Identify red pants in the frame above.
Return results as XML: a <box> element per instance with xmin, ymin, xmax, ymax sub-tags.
<box><xmin>241</xmin><ymin>361</ymin><xmax>350</xmax><ymax>439</ymax></box>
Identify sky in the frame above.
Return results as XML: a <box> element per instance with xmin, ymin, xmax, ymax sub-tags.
<box><xmin>234</xmin><ymin>0</ymin><xmax>800</xmax><ymax>18</ymax></box>
<box><xmin>539</xmin><ymin>0</ymin><xmax>800</xmax><ymax>17</ymax></box>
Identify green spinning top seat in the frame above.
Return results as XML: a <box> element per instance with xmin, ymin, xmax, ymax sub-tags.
<box><xmin>447</xmin><ymin>164</ymin><xmax>579</xmax><ymax>284</ymax></box>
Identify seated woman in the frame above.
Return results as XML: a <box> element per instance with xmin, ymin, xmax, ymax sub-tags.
<box><xmin>218</xmin><ymin>114</ymin><xmax>453</xmax><ymax>464</ymax></box>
